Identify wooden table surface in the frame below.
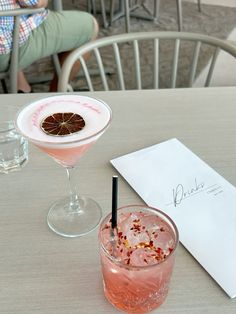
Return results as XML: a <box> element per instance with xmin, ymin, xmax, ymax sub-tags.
<box><xmin>0</xmin><ymin>87</ymin><xmax>236</xmax><ymax>313</ymax></box>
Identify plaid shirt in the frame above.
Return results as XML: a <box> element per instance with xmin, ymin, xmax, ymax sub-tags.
<box><xmin>0</xmin><ymin>0</ymin><xmax>48</xmax><ymax>54</ymax></box>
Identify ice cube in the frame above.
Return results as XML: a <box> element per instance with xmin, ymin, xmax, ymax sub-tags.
<box><xmin>130</xmin><ymin>248</ymin><xmax>158</xmax><ymax>266</ymax></box>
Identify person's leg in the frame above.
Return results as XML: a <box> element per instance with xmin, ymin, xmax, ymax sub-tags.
<box><xmin>18</xmin><ymin>10</ymin><xmax>98</xmax><ymax>92</ymax></box>
<box><xmin>17</xmin><ymin>71</ymin><xmax>31</xmax><ymax>93</ymax></box>
<box><xmin>49</xmin><ymin>17</ymin><xmax>99</xmax><ymax>92</ymax></box>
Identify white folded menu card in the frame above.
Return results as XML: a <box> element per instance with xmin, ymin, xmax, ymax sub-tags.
<box><xmin>111</xmin><ymin>138</ymin><xmax>236</xmax><ymax>298</ymax></box>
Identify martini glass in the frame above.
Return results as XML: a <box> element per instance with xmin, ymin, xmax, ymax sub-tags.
<box><xmin>15</xmin><ymin>94</ymin><xmax>112</xmax><ymax>237</ymax></box>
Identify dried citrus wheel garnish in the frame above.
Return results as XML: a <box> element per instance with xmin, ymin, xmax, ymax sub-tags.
<box><xmin>41</xmin><ymin>112</ymin><xmax>85</xmax><ymax>136</ymax></box>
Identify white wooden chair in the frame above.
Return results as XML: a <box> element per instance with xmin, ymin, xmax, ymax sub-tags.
<box><xmin>57</xmin><ymin>31</ymin><xmax>236</xmax><ymax>92</ymax></box>
<box><xmin>0</xmin><ymin>2</ymin><xmax>64</xmax><ymax>94</ymax></box>
<box><xmin>0</xmin><ymin>8</ymin><xmax>44</xmax><ymax>93</ymax></box>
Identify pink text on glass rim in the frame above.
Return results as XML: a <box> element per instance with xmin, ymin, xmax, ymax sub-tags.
<box><xmin>82</xmin><ymin>102</ymin><xmax>101</xmax><ymax>114</ymax></box>
<box><xmin>32</xmin><ymin>103</ymin><xmax>50</xmax><ymax>127</ymax></box>
<box><xmin>31</xmin><ymin>99</ymin><xmax>101</xmax><ymax>128</ymax></box>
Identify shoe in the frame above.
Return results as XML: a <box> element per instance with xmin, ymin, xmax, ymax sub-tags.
<box><xmin>17</xmin><ymin>90</ymin><xmax>33</xmax><ymax>93</ymax></box>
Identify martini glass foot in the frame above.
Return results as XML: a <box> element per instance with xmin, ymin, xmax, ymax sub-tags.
<box><xmin>47</xmin><ymin>196</ymin><xmax>102</xmax><ymax>237</ymax></box>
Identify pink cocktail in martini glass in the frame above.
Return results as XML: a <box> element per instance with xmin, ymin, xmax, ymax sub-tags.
<box><xmin>16</xmin><ymin>94</ymin><xmax>112</xmax><ymax>237</ymax></box>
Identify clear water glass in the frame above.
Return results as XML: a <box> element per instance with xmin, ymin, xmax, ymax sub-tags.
<box><xmin>0</xmin><ymin>121</ymin><xmax>28</xmax><ymax>174</ymax></box>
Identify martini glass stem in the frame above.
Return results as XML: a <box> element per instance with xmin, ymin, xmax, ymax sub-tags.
<box><xmin>66</xmin><ymin>166</ymin><xmax>80</xmax><ymax>212</ymax></box>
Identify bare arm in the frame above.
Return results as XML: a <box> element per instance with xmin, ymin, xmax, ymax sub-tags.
<box><xmin>18</xmin><ymin>0</ymin><xmax>48</xmax><ymax>8</ymax></box>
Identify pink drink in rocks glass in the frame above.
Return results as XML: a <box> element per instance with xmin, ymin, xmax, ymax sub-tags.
<box><xmin>15</xmin><ymin>94</ymin><xmax>111</xmax><ymax>237</ymax></box>
<box><xmin>99</xmin><ymin>205</ymin><xmax>179</xmax><ymax>313</ymax></box>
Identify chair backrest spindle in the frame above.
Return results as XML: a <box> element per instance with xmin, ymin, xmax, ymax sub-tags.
<box><xmin>205</xmin><ymin>47</ymin><xmax>220</xmax><ymax>87</ymax></box>
<box><xmin>113</xmin><ymin>43</ymin><xmax>125</xmax><ymax>90</ymax></box>
<box><xmin>153</xmin><ymin>38</ymin><xmax>159</xmax><ymax>89</ymax></box>
<box><xmin>9</xmin><ymin>16</ymin><xmax>20</xmax><ymax>93</ymax></box>
<box><xmin>133</xmin><ymin>40</ymin><xmax>141</xmax><ymax>90</ymax></box>
<box><xmin>189</xmin><ymin>41</ymin><xmax>201</xmax><ymax>87</ymax></box>
<box><xmin>94</xmin><ymin>48</ymin><xmax>109</xmax><ymax>91</ymax></box>
<box><xmin>80</xmin><ymin>56</ymin><xmax>94</xmax><ymax>91</ymax></box>
<box><xmin>171</xmin><ymin>39</ymin><xmax>180</xmax><ymax>88</ymax></box>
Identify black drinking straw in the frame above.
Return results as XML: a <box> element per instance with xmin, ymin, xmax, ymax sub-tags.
<box><xmin>111</xmin><ymin>176</ymin><xmax>118</xmax><ymax>230</ymax></box>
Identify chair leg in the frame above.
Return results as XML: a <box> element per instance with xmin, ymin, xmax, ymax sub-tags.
<box><xmin>91</xmin><ymin>0</ymin><xmax>96</xmax><ymax>14</ymax></box>
<box><xmin>87</xmin><ymin>0</ymin><xmax>91</xmax><ymax>12</ymax></box>
<box><xmin>124</xmin><ymin>0</ymin><xmax>131</xmax><ymax>33</ymax></box>
<box><xmin>111</xmin><ymin>0</ymin><xmax>160</xmax><ymax>30</ymax></box>
<box><xmin>52</xmin><ymin>54</ymin><xmax>61</xmax><ymax>77</ymax></box>
<box><xmin>109</xmin><ymin>0</ymin><xmax>115</xmax><ymax>25</ymax></box>
<box><xmin>197</xmin><ymin>0</ymin><xmax>202</xmax><ymax>12</ymax></box>
<box><xmin>100</xmin><ymin>0</ymin><xmax>109</xmax><ymax>28</ymax></box>
<box><xmin>153</xmin><ymin>0</ymin><xmax>160</xmax><ymax>21</ymax></box>
<box><xmin>88</xmin><ymin>0</ymin><xmax>108</xmax><ymax>28</ymax></box>
<box><xmin>52</xmin><ymin>0</ymin><xmax>63</xmax><ymax>11</ymax></box>
<box><xmin>176</xmin><ymin>0</ymin><xmax>183</xmax><ymax>31</ymax></box>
